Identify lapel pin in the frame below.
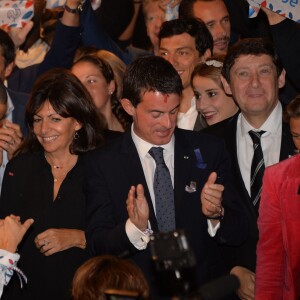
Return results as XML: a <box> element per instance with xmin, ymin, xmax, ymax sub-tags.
<box><xmin>184</xmin><ymin>156</ymin><xmax>189</xmax><ymax>159</ymax></box>
<box><xmin>185</xmin><ymin>181</ymin><xmax>197</xmax><ymax>193</ymax></box>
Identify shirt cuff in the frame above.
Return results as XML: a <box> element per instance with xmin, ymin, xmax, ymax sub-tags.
<box><xmin>125</xmin><ymin>219</ymin><xmax>151</xmax><ymax>250</ymax></box>
<box><xmin>207</xmin><ymin>220</ymin><xmax>220</xmax><ymax>237</ymax></box>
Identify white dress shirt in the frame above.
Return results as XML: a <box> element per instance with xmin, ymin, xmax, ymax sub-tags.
<box><xmin>177</xmin><ymin>96</ymin><xmax>198</xmax><ymax>130</ymax></box>
<box><xmin>126</xmin><ymin>125</ymin><xmax>219</xmax><ymax>250</ymax></box>
<box><xmin>237</xmin><ymin>102</ymin><xmax>282</xmax><ymax>196</ymax></box>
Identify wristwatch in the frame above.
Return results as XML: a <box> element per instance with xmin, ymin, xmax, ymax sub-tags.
<box><xmin>64</xmin><ymin>1</ymin><xmax>83</xmax><ymax>14</ymax></box>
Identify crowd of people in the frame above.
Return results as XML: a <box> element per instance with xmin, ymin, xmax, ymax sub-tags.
<box><xmin>0</xmin><ymin>0</ymin><xmax>300</xmax><ymax>299</ymax></box>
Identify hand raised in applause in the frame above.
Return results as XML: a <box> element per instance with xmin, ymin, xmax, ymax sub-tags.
<box><xmin>126</xmin><ymin>184</ymin><xmax>149</xmax><ymax>232</ymax></box>
<box><xmin>0</xmin><ymin>120</ymin><xmax>23</xmax><ymax>165</ymax></box>
<box><xmin>0</xmin><ymin>215</ymin><xmax>34</xmax><ymax>253</ymax></box>
<box><xmin>201</xmin><ymin>172</ymin><xmax>224</xmax><ymax>221</ymax></box>
<box><xmin>34</xmin><ymin>228</ymin><xmax>86</xmax><ymax>256</ymax></box>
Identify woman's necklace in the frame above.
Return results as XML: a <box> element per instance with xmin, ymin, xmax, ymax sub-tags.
<box><xmin>45</xmin><ymin>154</ymin><xmax>77</xmax><ymax>183</ymax></box>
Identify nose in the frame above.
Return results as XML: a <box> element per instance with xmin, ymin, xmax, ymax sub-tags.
<box><xmin>40</xmin><ymin>119</ymin><xmax>49</xmax><ymax>134</ymax></box>
<box><xmin>214</xmin><ymin>22</ymin><xmax>226</xmax><ymax>38</ymax></box>
<box><xmin>250</xmin><ymin>72</ymin><xmax>261</xmax><ymax>88</ymax></box>
<box><xmin>161</xmin><ymin>113</ymin><xmax>172</xmax><ymax>129</ymax></box>
<box><xmin>155</xmin><ymin>17</ymin><xmax>163</xmax><ymax>30</ymax></box>
<box><xmin>166</xmin><ymin>53</ymin><xmax>178</xmax><ymax>68</ymax></box>
<box><xmin>196</xmin><ymin>97</ymin><xmax>209</xmax><ymax>112</ymax></box>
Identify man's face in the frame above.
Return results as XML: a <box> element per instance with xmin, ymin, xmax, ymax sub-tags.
<box><xmin>221</xmin><ymin>54</ymin><xmax>285</xmax><ymax>125</ymax></box>
<box><xmin>144</xmin><ymin>1</ymin><xmax>165</xmax><ymax>52</ymax></box>
<box><xmin>122</xmin><ymin>91</ymin><xmax>180</xmax><ymax>145</ymax></box>
<box><xmin>159</xmin><ymin>33</ymin><xmax>203</xmax><ymax>89</ymax></box>
<box><xmin>193</xmin><ymin>0</ymin><xmax>230</xmax><ymax>55</ymax></box>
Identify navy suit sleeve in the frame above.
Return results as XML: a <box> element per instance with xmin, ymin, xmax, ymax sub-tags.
<box><xmin>271</xmin><ymin>19</ymin><xmax>300</xmax><ymax>90</ymax></box>
<box><xmin>37</xmin><ymin>21</ymin><xmax>81</xmax><ymax>76</ymax></box>
<box><xmin>84</xmin><ymin>150</ymin><xmax>137</xmax><ymax>257</ymax></box>
<box><xmin>80</xmin><ymin>1</ymin><xmax>132</xmax><ymax>65</ymax></box>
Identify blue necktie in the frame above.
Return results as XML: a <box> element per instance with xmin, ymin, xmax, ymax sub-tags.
<box><xmin>149</xmin><ymin>147</ymin><xmax>175</xmax><ymax>232</ymax></box>
<box><xmin>249</xmin><ymin>130</ymin><xmax>266</xmax><ymax>210</ymax></box>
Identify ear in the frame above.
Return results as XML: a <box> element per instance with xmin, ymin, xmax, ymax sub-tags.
<box><xmin>278</xmin><ymin>68</ymin><xmax>286</xmax><ymax>89</ymax></box>
<box><xmin>202</xmin><ymin>48</ymin><xmax>212</xmax><ymax>61</ymax></box>
<box><xmin>4</xmin><ymin>62</ymin><xmax>14</xmax><ymax>79</ymax></box>
<box><xmin>75</xmin><ymin>121</ymin><xmax>82</xmax><ymax>131</ymax></box>
<box><xmin>220</xmin><ymin>75</ymin><xmax>232</xmax><ymax>95</ymax></box>
<box><xmin>121</xmin><ymin>98</ymin><xmax>135</xmax><ymax>116</ymax></box>
<box><xmin>108</xmin><ymin>80</ymin><xmax>116</xmax><ymax>95</ymax></box>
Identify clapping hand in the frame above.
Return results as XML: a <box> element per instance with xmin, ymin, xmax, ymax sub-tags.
<box><xmin>126</xmin><ymin>184</ymin><xmax>149</xmax><ymax>231</ymax></box>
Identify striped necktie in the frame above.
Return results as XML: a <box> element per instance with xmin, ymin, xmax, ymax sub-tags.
<box><xmin>248</xmin><ymin>130</ymin><xmax>266</xmax><ymax>210</ymax></box>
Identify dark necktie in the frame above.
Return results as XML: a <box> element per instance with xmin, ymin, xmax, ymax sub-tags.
<box><xmin>248</xmin><ymin>130</ymin><xmax>266</xmax><ymax>209</ymax></box>
<box><xmin>149</xmin><ymin>147</ymin><xmax>175</xmax><ymax>232</ymax></box>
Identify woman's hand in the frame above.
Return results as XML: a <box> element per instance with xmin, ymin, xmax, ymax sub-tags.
<box><xmin>34</xmin><ymin>228</ymin><xmax>86</xmax><ymax>256</ymax></box>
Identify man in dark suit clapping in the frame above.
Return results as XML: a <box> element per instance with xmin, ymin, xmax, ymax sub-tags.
<box><xmin>84</xmin><ymin>56</ymin><xmax>247</xmax><ymax>298</ymax></box>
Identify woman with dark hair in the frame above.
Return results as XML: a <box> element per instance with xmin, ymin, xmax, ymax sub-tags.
<box><xmin>0</xmin><ymin>68</ymin><xmax>105</xmax><ymax>300</ymax></box>
<box><xmin>72</xmin><ymin>54</ymin><xmax>131</xmax><ymax>132</ymax></box>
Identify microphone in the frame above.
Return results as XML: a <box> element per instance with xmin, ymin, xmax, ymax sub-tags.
<box><xmin>188</xmin><ymin>274</ymin><xmax>240</xmax><ymax>300</ymax></box>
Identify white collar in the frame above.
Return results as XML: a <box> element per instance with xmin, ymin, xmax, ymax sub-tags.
<box><xmin>131</xmin><ymin>124</ymin><xmax>175</xmax><ymax>159</ymax></box>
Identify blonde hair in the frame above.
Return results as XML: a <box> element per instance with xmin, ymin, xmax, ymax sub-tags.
<box><xmin>191</xmin><ymin>55</ymin><xmax>225</xmax><ymax>89</ymax></box>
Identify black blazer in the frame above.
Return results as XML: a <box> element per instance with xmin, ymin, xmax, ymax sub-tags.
<box><xmin>84</xmin><ymin>128</ymin><xmax>248</xmax><ymax>296</ymax></box>
<box><xmin>202</xmin><ymin>112</ymin><xmax>295</xmax><ymax>271</ymax></box>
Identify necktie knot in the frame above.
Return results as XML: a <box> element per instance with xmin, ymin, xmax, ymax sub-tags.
<box><xmin>248</xmin><ymin>130</ymin><xmax>266</xmax><ymax>145</ymax></box>
<box><xmin>149</xmin><ymin>147</ymin><xmax>165</xmax><ymax>165</ymax></box>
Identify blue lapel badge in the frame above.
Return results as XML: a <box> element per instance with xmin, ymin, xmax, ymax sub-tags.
<box><xmin>194</xmin><ymin>148</ymin><xmax>207</xmax><ymax>169</ymax></box>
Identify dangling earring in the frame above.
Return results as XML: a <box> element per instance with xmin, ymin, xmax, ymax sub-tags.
<box><xmin>74</xmin><ymin>131</ymin><xmax>79</xmax><ymax>140</ymax></box>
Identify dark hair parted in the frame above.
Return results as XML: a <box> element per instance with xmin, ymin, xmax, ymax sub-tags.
<box><xmin>20</xmin><ymin>68</ymin><xmax>105</xmax><ymax>154</ymax></box>
<box><xmin>0</xmin><ymin>29</ymin><xmax>15</xmax><ymax>67</ymax></box>
<box><xmin>179</xmin><ymin>0</ymin><xmax>218</xmax><ymax>19</ymax></box>
<box><xmin>221</xmin><ymin>38</ymin><xmax>283</xmax><ymax>83</ymax></box>
<box><xmin>122</xmin><ymin>56</ymin><xmax>183</xmax><ymax>107</ymax></box>
<box><xmin>72</xmin><ymin>255</ymin><xmax>149</xmax><ymax>300</ymax></box>
<box><xmin>284</xmin><ymin>94</ymin><xmax>300</xmax><ymax>122</ymax></box>
<box><xmin>158</xmin><ymin>18</ymin><xmax>213</xmax><ymax>56</ymax></box>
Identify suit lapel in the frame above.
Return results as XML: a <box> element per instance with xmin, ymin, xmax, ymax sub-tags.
<box><xmin>226</xmin><ymin>116</ymin><xmax>258</xmax><ymax>219</ymax></box>
<box><xmin>173</xmin><ymin>130</ymin><xmax>197</xmax><ymax>223</ymax></box>
<box><xmin>120</xmin><ymin>132</ymin><xmax>159</xmax><ymax>231</ymax></box>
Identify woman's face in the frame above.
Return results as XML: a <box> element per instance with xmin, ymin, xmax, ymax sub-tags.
<box><xmin>33</xmin><ymin>101</ymin><xmax>81</xmax><ymax>155</ymax></box>
<box><xmin>192</xmin><ymin>75</ymin><xmax>238</xmax><ymax>126</ymax></box>
<box><xmin>290</xmin><ymin>117</ymin><xmax>300</xmax><ymax>150</ymax></box>
<box><xmin>72</xmin><ymin>61</ymin><xmax>114</xmax><ymax>112</ymax></box>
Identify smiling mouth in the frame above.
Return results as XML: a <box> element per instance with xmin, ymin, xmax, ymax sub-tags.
<box><xmin>202</xmin><ymin>111</ymin><xmax>217</xmax><ymax>119</ymax></box>
<box><xmin>41</xmin><ymin>136</ymin><xmax>58</xmax><ymax>142</ymax></box>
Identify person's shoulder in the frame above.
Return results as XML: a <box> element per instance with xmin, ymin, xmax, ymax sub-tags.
<box><xmin>266</xmin><ymin>154</ymin><xmax>300</xmax><ymax>178</ymax></box>
<box><xmin>201</xmin><ymin>114</ymin><xmax>238</xmax><ymax>138</ymax></box>
<box><xmin>7</xmin><ymin>151</ymin><xmax>41</xmax><ymax>169</ymax></box>
<box><xmin>175</xmin><ymin>127</ymin><xmax>225</xmax><ymax>148</ymax></box>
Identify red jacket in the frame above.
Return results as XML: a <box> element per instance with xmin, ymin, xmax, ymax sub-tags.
<box><xmin>255</xmin><ymin>154</ymin><xmax>300</xmax><ymax>300</ymax></box>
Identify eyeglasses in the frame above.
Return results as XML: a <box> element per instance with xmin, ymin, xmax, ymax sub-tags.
<box><xmin>291</xmin><ymin>133</ymin><xmax>300</xmax><ymax>139</ymax></box>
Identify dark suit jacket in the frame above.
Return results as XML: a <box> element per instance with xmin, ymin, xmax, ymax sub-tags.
<box><xmin>8</xmin><ymin>88</ymin><xmax>29</xmax><ymax>136</ymax></box>
<box><xmin>84</xmin><ymin>128</ymin><xmax>248</xmax><ymax>296</ymax></box>
<box><xmin>202</xmin><ymin>112</ymin><xmax>295</xmax><ymax>271</ymax></box>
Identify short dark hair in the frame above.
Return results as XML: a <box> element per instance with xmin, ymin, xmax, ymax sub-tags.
<box><xmin>179</xmin><ymin>0</ymin><xmax>221</xmax><ymax>19</ymax></box>
<box><xmin>122</xmin><ymin>56</ymin><xmax>183</xmax><ymax>107</ymax></box>
<box><xmin>159</xmin><ymin>18</ymin><xmax>213</xmax><ymax>56</ymax></box>
<box><xmin>0</xmin><ymin>80</ymin><xmax>7</xmax><ymax>105</ymax></box>
<box><xmin>0</xmin><ymin>29</ymin><xmax>15</xmax><ymax>67</ymax></box>
<box><xmin>284</xmin><ymin>94</ymin><xmax>300</xmax><ymax>122</ymax></box>
<box><xmin>222</xmin><ymin>38</ymin><xmax>283</xmax><ymax>82</ymax></box>
<box><xmin>20</xmin><ymin>68</ymin><xmax>105</xmax><ymax>154</ymax></box>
